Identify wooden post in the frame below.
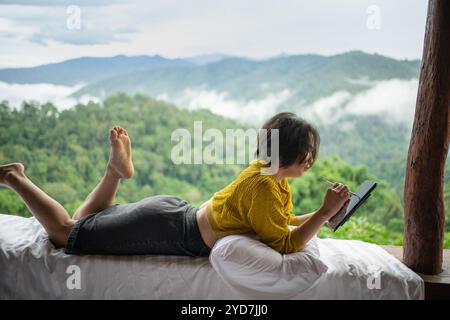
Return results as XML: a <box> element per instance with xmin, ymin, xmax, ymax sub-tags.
<box><xmin>404</xmin><ymin>0</ymin><xmax>450</xmax><ymax>275</ymax></box>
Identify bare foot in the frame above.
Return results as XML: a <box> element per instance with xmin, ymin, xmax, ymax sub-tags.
<box><xmin>107</xmin><ymin>126</ymin><xmax>134</xmax><ymax>179</ymax></box>
<box><xmin>0</xmin><ymin>162</ymin><xmax>26</xmax><ymax>186</ymax></box>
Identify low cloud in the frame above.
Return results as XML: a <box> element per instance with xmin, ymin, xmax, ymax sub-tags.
<box><xmin>0</xmin><ymin>78</ymin><xmax>419</xmax><ymax>130</ymax></box>
<box><xmin>301</xmin><ymin>91</ymin><xmax>352</xmax><ymax>124</ymax></box>
<box><xmin>302</xmin><ymin>78</ymin><xmax>418</xmax><ymax>128</ymax></box>
<box><xmin>160</xmin><ymin>88</ymin><xmax>292</xmax><ymax>126</ymax></box>
<box><xmin>0</xmin><ymin>81</ymin><xmax>99</xmax><ymax>110</ymax></box>
<box><xmin>158</xmin><ymin>78</ymin><xmax>418</xmax><ymax>129</ymax></box>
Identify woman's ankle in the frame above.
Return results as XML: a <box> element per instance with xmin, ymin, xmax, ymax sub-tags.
<box><xmin>105</xmin><ymin>164</ymin><xmax>122</xmax><ymax>180</ymax></box>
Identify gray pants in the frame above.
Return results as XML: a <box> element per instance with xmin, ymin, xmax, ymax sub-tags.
<box><xmin>65</xmin><ymin>195</ymin><xmax>211</xmax><ymax>257</ymax></box>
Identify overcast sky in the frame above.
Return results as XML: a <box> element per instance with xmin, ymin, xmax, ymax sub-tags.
<box><xmin>0</xmin><ymin>0</ymin><xmax>428</xmax><ymax>68</ymax></box>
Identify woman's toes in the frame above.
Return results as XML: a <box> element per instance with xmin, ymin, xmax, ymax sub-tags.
<box><xmin>110</xmin><ymin>129</ymin><xmax>118</xmax><ymax>140</ymax></box>
<box><xmin>0</xmin><ymin>162</ymin><xmax>25</xmax><ymax>184</ymax></box>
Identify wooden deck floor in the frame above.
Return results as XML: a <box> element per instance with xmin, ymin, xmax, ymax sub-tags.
<box><xmin>380</xmin><ymin>245</ymin><xmax>450</xmax><ymax>300</ymax></box>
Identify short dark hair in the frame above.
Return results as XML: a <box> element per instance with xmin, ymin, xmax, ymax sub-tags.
<box><xmin>256</xmin><ymin>112</ymin><xmax>320</xmax><ymax>168</ymax></box>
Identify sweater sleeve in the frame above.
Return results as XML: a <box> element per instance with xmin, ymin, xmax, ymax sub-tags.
<box><xmin>286</xmin><ymin>182</ymin><xmax>296</xmax><ymax>224</ymax></box>
<box><xmin>247</xmin><ymin>179</ymin><xmax>304</xmax><ymax>254</ymax></box>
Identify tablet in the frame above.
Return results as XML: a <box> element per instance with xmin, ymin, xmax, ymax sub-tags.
<box><xmin>327</xmin><ymin>180</ymin><xmax>377</xmax><ymax>232</ymax></box>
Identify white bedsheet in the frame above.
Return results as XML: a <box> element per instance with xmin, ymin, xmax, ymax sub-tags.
<box><xmin>0</xmin><ymin>214</ymin><xmax>424</xmax><ymax>299</ymax></box>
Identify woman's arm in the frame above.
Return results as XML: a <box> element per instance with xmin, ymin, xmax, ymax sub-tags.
<box><xmin>289</xmin><ymin>212</ymin><xmax>315</xmax><ymax>226</ymax></box>
<box><xmin>290</xmin><ymin>207</ymin><xmax>330</xmax><ymax>246</ymax></box>
<box><xmin>290</xmin><ymin>183</ymin><xmax>351</xmax><ymax>249</ymax></box>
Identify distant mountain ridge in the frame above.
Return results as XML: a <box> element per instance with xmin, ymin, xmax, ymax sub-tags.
<box><xmin>184</xmin><ymin>53</ymin><xmax>232</xmax><ymax>65</ymax></box>
<box><xmin>0</xmin><ymin>54</ymin><xmax>192</xmax><ymax>86</ymax></box>
<box><xmin>0</xmin><ymin>51</ymin><xmax>420</xmax><ymax>108</ymax></box>
<box><xmin>73</xmin><ymin>51</ymin><xmax>421</xmax><ymax>107</ymax></box>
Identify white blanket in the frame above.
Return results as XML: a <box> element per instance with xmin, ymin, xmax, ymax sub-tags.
<box><xmin>0</xmin><ymin>214</ymin><xmax>423</xmax><ymax>299</ymax></box>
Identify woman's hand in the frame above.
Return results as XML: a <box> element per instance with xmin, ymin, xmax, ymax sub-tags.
<box><xmin>319</xmin><ymin>183</ymin><xmax>351</xmax><ymax>220</ymax></box>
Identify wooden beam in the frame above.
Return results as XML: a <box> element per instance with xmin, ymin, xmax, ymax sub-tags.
<box><xmin>404</xmin><ymin>0</ymin><xmax>450</xmax><ymax>275</ymax></box>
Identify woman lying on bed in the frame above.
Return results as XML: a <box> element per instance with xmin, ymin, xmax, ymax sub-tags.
<box><xmin>0</xmin><ymin>112</ymin><xmax>350</xmax><ymax>257</ymax></box>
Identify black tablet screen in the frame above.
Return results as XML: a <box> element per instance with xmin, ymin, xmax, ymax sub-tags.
<box><xmin>328</xmin><ymin>180</ymin><xmax>377</xmax><ymax>231</ymax></box>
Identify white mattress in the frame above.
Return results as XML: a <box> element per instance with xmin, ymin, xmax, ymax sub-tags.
<box><xmin>0</xmin><ymin>214</ymin><xmax>424</xmax><ymax>299</ymax></box>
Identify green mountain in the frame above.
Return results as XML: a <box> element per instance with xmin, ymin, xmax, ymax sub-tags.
<box><xmin>316</xmin><ymin>114</ymin><xmax>408</xmax><ymax>189</ymax></box>
<box><xmin>72</xmin><ymin>51</ymin><xmax>420</xmax><ymax>106</ymax></box>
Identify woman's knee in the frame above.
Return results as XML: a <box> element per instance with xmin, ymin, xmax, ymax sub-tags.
<box><xmin>49</xmin><ymin>219</ymin><xmax>75</xmax><ymax>249</ymax></box>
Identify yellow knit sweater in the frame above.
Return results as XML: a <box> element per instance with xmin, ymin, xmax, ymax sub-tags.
<box><xmin>206</xmin><ymin>159</ymin><xmax>304</xmax><ymax>254</ymax></box>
